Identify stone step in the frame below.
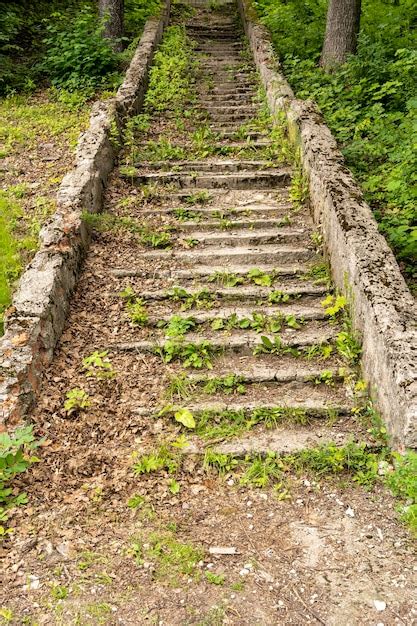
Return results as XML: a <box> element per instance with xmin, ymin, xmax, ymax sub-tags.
<box><xmin>146</xmin><ymin>302</ymin><xmax>326</xmax><ymax>325</ymax></box>
<box><xmin>135</xmin><ymin>160</ymin><xmax>276</xmax><ymax>173</ymax></box>
<box><xmin>204</xmin><ymin>105</ymin><xmax>258</xmax><ymax>114</ymax></box>
<box><xmin>185</xmin><ymin>426</ymin><xmax>363</xmax><ymax>457</ymax></box>
<box><xmin>108</xmin><ymin>327</ymin><xmax>337</xmax><ymax>356</ymax></box>
<box><xmin>174</xmin><ymin>218</ymin><xmax>299</xmax><ymax>231</ymax></box>
<box><xmin>136</xmin><ymin>282</ymin><xmax>327</xmax><ymax>303</ymax></box>
<box><xmin>180</xmin><ymin>228</ymin><xmax>309</xmax><ymax>247</ymax></box>
<box><xmin>139</xmin><ymin>244</ymin><xmax>315</xmax><ymax>265</ymax></box>
<box><xmin>188</xmin><ymin>363</ymin><xmax>343</xmax><ymax>385</ymax></box>
<box><xmin>133</xmin><ymin>393</ymin><xmax>351</xmax><ymax>419</ymax></box>
<box><xmin>129</xmin><ymin>169</ymin><xmax>291</xmax><ymax>190</ymax></box>
<box><xmin>207</xmin><ymin>112</ymin><xmax>257</xmax><ymax>123</ymax></box>
<box><xmin>110</xmin><ymin>262</ymin><xmax>308</xmax><ymax>280</ymax></box>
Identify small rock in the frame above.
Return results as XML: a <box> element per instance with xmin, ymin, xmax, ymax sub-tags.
<box><xmin>373</xmin><ymin>600</ymin><xmax>386</xmax><ymax>612</ymax></box>
<box><xmin>345</xmin><ymin>507</ymin><xmax>355</xmax><ymax>518</ymax></box>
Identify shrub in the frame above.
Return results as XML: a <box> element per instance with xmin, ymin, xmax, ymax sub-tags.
<box><xmin>40</xmin><ymin>6</ymin><xmax>120</xmax><ymax>90</ymax></box>
<box><xmin>254</xmin><ymin>0</ymin><xmax>417</xmax><ymax>288</ymax></box>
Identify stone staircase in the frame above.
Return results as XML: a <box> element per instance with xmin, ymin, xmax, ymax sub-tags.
<box><xmin>104</xmin><ymin>0</ymin><xmax>367</xmax><ymax>457</ymax></box>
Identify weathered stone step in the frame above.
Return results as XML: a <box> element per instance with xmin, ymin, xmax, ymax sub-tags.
<box><xmin>210</xmin><ymin>86</ymin><xmax>254</xmax><ymax>95</ymax></box>
<box><xmin>139</xmin><ymin>283</ymin><xmax>326</xmax><ymax>302</ymax></box>
<box><xmin>135</xmin><ymin>160</ymin><xmax>276</xmax><ymax>173</ymax></box>
<box><xmin>133</xmin><ymin>393</ymin><xmax>351</xmax><ymax>419</ymax></box>
<box><xmin>180</xmin><ymin>228</ymin><xmax>309</xmax><ymax>247</ymax></box>
<box><xmin>176</xmin><ymin>218</ymin><xmax>300</xmax><ymax>231</ymax></box>
<box><xmin>210</xmin><ymin>130</ymin><xmax>269</xmax><ymax>141</ymax></box>
<box><xmin>147</xmin><ymin>302</ymin><xmax>325</xmax><ymax>325</ymax></box>
<box><xmin>188</xmin><ymin>364</ymin><xmax>342</xmax><ymax>385</ymax></box>
<box><xmin>186</xmin><ymin>426</ymin><xmax>362</xmax><ymax>456</ymax></box>
<box><xmin>129</xmin><ymin>169</ymin><xmax>291</xmax><ymax>190</ymax></box>
<box><xmin>126</xmin><ymin>203</ymin><xmax>293</xmax><ymax>219</ymax></box>
<box><xmin>198</xmin><ymin>94</ymin><xmax>257</xmax><ymax>104</ymax></box>
<box><xmin>109</xmin><ymin>326</ymin><xmax>337</xmax><ymax>356</ymax></box>
<box><xmin>204</xmin><ymin>105</ymin><xmax>258</xmax><ymax>114</ymax></box>
<box><xmin>110</xmin><ymin>262</ymin><xmax>307</xmax><ymax>279</ymax></box>
<box><xmin>207</xmin><ymin>112</ymin><xmax>257</xmax><ymax>123</ymax></box>
<box><xmin>139</xmin><ymin>244</ymin><xmax>315</xmax><ymax>265</ymax></box>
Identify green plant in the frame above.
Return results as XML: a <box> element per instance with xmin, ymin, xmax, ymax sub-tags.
<box><xmin>174</xmin><ymin>207</ymin><xmax>200</xmax><ymax>221</ymax></box>
<box><xmin>0</xmin><ymin>426</ymin><xmax>42</xmax><ymax>537</ymax></box>
<box><xmin>51</xmin><ymin>585</ymin><xmax>68</xmax><ymax>600</ymax></box>
<box><xmin>321</xmin><ymin>294</ymin><xmax>347</xmax><ymax>320</ymax></box>
<box><xmin>240</xmin><ymin>452</ymin><xmax>284</xmax><ymax>488</ymax></box>
<box><xmin>205</xmin><ymin>571</ymin><xmax>225</xmax><ymax>585</ymax></box>
<box><xmin>167</xmin><ymin>287</ymin><xmax>214</xmax><ymax>310</ymax></box>
<box><xmin>133</xmin><ymin>531</ymin><xmax>204</xmax><ymax>582</ymax></box>
<box><xmin>183</xmin><ymin>190</ymin><xmax>212</xmax><ymax>205</ymax></box>
<box><xmin>165</xmin><ymin>372</ymin><xmax>195</xmax><ymax>400</ymax></box>
<box><xmin>40</xmin><ymin>7</ymin><xmax>119</xmax><ymax>91</ymax></box>
<box><xmin>304</xmin><ymin>262</ymin><xmax>331</xmax><ymax>287</ymax></box>
<box><xmin>64</xmin><ymin>388</ymin><xmax>91</xmax><ymax>414</ymax></box>
<box><xmin>144</xmin><ymin>25</ymin><xmax>196</xmax><ymax>114</ymax></box>
<box><xmin>268</xmin><ymin>290</ymin><xmax>291</xmax><ymax>304</ymax></box>
<box><xmin>253</xmin><ymin>335</ymin><xmax>300</xmax><ymax>357</ymax></box>
<box><xmin>168</xmin><ymin>479</ymin><xmax>181</xmax><ymax>495</ymax></box>
<box><xmin>336</xmin><ymin>330</ymin><xmax>362</xmax><ymax>365</ymax></box>
<box><xmin>127</xmin><ymin>494</ymin><xmax>146</xmax><ymax>509</ymax></box>
<box><xmin>247</xmin><ymin>268</ymin><xmax>273</xmax><ymax>287</ymax></box>
<box><xmin>202</xmin><ymin>375</ymin><xmax>246</xmax><ymax>395</ymax></box>
<box><xmin>154</xmin><ymin>339</ymin><xmax>216</xmax><ymax>369</ymax></box>
<box><xmin>140</xmin><ymin>228</ymin><xmax>172</xmax><ymax>249</ymax></box>
<box><xmin>82</xmin><ymin>351</ymin><xmax>115</xmax><ymax>380</ymax></box>
<box><xmin>133</xmin><ymin>445</ymin><xmax>178</xmax><ymax>475</ymax></box>
<box><xmin>160</xmin><ymin>315</ymin><xmax>197</xmax><ymax>337</ymax></box>
<box><xmin>385</xmin><ymin>451</ymin><xmax>417</xmax><ymax>535</ymax></box>
<box><xmin>128</xmin><ymin>298</ymin><xmax>149</xmax><ymax>327</ymax></box>
<box><xmin>310</xmin><ymin>370</ymin><xmax>335</xmax><ymax>386</ymax></box>
<box><xmin>207</xmin><ymin>271</ymin><xmax>244</xmax><ymax>287</ymax></box>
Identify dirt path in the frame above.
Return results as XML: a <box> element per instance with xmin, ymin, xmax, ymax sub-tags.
<box><xmin>1</xmin><ymin>2</ymin><xmax>415</xmax><ymax>625</ymax></box>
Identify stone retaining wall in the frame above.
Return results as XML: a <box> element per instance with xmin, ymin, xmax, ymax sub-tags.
<box><xmin>0</xmin><ymin>2</ymin><xmax>171</xmax><ymax>428</ymax></box>
<box><xmin>238</xmin><ymin>0</ymin><xmax>417</xmax><ymax>449</ymax></box>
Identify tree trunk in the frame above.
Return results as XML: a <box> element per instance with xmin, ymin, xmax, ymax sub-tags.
<box><xmin>320</xmin><ymin>0</ymin><xmax>362</xmax><ymax>70</ymax></box>
<box><xmin>98</xmin><ymin>0</ymin><xmax>124</xmax><ymax>52</ymax></box>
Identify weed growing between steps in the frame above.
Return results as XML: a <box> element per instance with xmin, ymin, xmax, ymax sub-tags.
<box><xmin>132</xmin><ymin>438</ymin><xmax>416</xmax><ymax>533</ymax></box>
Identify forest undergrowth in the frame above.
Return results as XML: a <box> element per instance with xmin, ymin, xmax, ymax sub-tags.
<box><xmin>254</xmin><ymin>0</ymin><xmax>417</xmax><ymax>292</ymax></box>
<box><xmin>0</xmin><ymin>0</ymin><xmax>161</xmax><ymax>332</ymax></box>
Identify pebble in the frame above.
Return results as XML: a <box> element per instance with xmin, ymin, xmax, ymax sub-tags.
<box><xmin>345</xmin><ymin>506</ymin><xmax>355</xmax><ymax>518</ymax></box>
<box><xmin>373</xmin><ymin>600</ymin><xmax>386</xmax><ymax>612</ymax></box>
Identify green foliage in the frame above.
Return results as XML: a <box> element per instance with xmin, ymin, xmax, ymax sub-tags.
<box><xmin>205</xmin><ymin>571</ymin><xmax>225</xmax><ymax>585</ymax></box>
<box><xmin>159</xmin><ymin>315</ymin><xmax>197</xmax><ymax>337</ymax></box>
<box><xmin>144</xmin><ymin>25</ymin><xmax>196</xmax><ymax>113</ymax></box>
<box><xmin>385</xmin><ymin>451</ymin><xmax>417</xmax><ymax>534</ymax></box>
<box><xmin>140</xmin><ymin>227</ymin><xmax>172</xmax><ymax>249</ymax></box>
<box><xmin>82</xmin><ymin>350</ymin><xmax>115</xmax><ymax>380</ymax></box>
<box><xmin>40</xmin><ymin>7</ymin><xmax>120</xmax><ymax>91</ymax></box>
<box><xmin>64</xmin><ymin>388</ymin><xmax>91</xmax><ymax>414</ymax></box>
<box><xmin>0</xmin><ymin>426</ymin><xmax>41</xmax><ymax>537</ymax></box>
<box><xmin>255</xmin><ymin>0</ymin><xmax>417</xmax><ymax>286</ymax></box>
<box><xmin>133</xmin><ymin>445</ymin><xmax>178</xmax><ymax>475</ymax></box>
<box><xmin>167</xmin><ymin>287</ymin><xmax>214</xmax><ymax>310</ymax></box>
<box><xmin>202</xmin><ymin>374</ymin><xmax>246</xmax><ymax>395</ymax></box>
<box><xmin>0</xmin><ymin>194</ymin><xmax>21</xmax><ymax>332</ymax></box>
<box><xmin>132</xmin><ymin>531</ymin><xmax>204</xmax><ymax>582</ymax></box>
<box><xmin>154</xmin><ymin>339</ymin><xmax>216</xmax><ymax>369</ymax></box>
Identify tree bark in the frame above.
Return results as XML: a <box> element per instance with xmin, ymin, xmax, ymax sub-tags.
<box><xmin>320</xmin><ymin>0</ymin><xmax>362</xmax><ymax>70</ymax></box>
<box><xmin>98</xmin><ymin>0</ymin><xmax>124</xmax><ymax>52</ymax></box>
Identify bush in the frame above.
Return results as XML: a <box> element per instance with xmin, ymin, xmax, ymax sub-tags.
<box><xmin>40</xmin><ymin>6</ymin><xmax>120</xmax><ymax>90</ymax></box>
<box><xmin>254</xmin><ymin>0</ymin><xmax>417</xmax><ymax>288</ymax></box>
